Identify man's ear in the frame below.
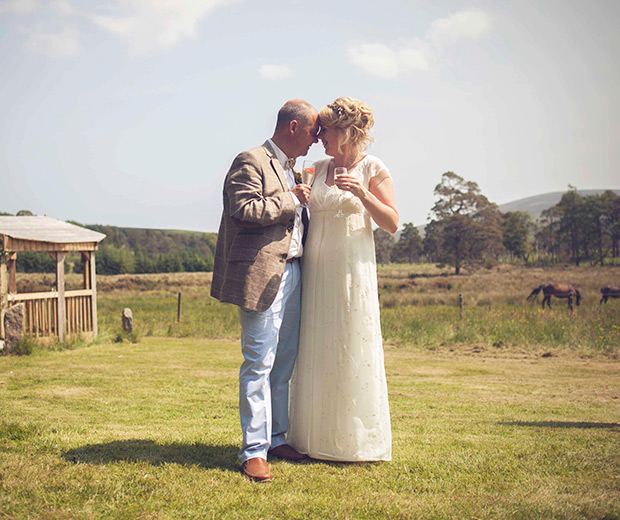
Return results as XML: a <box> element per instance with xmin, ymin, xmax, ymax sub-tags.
<box><xmin>289</xmin><ymin>120</ymin><xmax>299</xmax><ymax>134</ymax></box>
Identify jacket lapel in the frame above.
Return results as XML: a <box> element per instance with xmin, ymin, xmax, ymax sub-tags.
<box><xmin>262</xmin><ymin>140</ymin><xmax>288</xmax><ymax>191</ymax></box>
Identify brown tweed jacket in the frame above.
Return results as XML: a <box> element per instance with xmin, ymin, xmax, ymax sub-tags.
<box><xmin>210</xmin><ymin>141</ymin><xmax>298</xmax><ymax>312</ymax></box>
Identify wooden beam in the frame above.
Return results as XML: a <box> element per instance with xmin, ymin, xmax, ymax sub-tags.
<box><xmin>90</xmin><ymin>252</ymin><xmax>98</xmax><ymax>339</ymax></box>
<box><xmin>5</xmin><ymin>238</ymin><xmax>99</xmax><ymax>252</ymax></box>
<box><xmin>8</xmin><ymin>252</ymin><xmax>16</xmax><ymax>294</ymax></box>
<box><xmin>8</xmin><ymin>289</ymin><xmax>92</xmax><ymax>302</ymax></box>
<box><xmin>81</xmin><ymin>252</ymin><xmax>90</xmax><ymax>289</ymax></box>
<box><xmin>56</xmin><ymin>252</ymin><xmax>67</xmax><ymax>342</ymax></box>
<box><xmin>0</xmin><ymin>252</ymin><xmax>7</xmax><ymax>339</ymax></box>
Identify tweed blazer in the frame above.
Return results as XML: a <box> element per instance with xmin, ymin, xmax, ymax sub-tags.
<box><xmin>210</xmin><ymin>141</ymin><xmax>298</xmax><ymax>312</ymax></box>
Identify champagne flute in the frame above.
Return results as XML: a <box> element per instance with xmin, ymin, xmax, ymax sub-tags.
<box><xmin>302</xmin><ymin>160</ymin><xmax>315</xmax><ymax>185</ymax></box>
<box><xmin>334</xmin><ymin>167</ymin><xmax>347</xmax><ymax>218</ymax></box>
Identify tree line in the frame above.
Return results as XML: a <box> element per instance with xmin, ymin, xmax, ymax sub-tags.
<box><xmin>0</xmin><ymin>214</ymin><xmax>218</xmax><ymax>275</ymax></box>
<box><xmin>6</xmin><ymin>178</ymin><xmax>619</xmax><ymax>276</ymax></box>
<box><xmin>374</xmin><ymin>173</ymin><xmax>620</xmax><ymax>273</ymax></box>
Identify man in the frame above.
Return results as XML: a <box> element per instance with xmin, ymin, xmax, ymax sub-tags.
<box><xmin>211</xmin><ymin>99</ymin><xmax>319</xmax><ymax>482</ymax></box>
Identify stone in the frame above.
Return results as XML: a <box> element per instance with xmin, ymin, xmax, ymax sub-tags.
<box><xmin>122</xmin><ymin>308</ymin><xmax>133</xmax><ymax>334</ymax></box>
<box><xmin>4</xmin><ymin>303</ymin><xmax>24</xmax><ymax>354</ymax></box>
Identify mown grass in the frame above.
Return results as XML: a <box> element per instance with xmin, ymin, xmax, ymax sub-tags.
<box><xmin>1</xmin><ymin>337</ymin><xmax>619</xmax><ymax>519</ymax></box>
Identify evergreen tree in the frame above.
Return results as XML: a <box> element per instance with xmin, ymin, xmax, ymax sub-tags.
<box><xmin>393</xmin><ymin>223</ymin><xmax>423</xmax><ymax>263</ymax></box>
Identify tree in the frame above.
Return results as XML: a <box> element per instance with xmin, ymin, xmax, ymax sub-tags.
<box><xmin>428</xmin><ymin>172</ymin><xmax>503</xmax><ymax>274</ymax></box>
<box><xmin>557</xmin><ymin>186</ymin><xmax>584</xmax><ymax>265</ymax></box>
<box><xmin>501</xmin><ymin>211</ymin><xmax>534</xmax><ymax>261</ymax></box>
<box><xmin>601</xmin><ymin>190</ymin><xmax>620</xmax><ymax>261</ymax></box>
<box><xmin>373</xmin><ymin>228</ymin><xmax>394</xmax><ymax>265</ymax></box>
<box><xmin>392</xmin><ymin>223</ymin><xmax>422</xmax><ymax>263</ymax></box>
<box><xmin>581</xmin><ymin>194</ymin><xmax>608</xmax><ymax>266</ymax></box>
<box><xmin>536</xmin><ymin>205</ymin><xmax>562</xmax><ymax>263</ymax></box>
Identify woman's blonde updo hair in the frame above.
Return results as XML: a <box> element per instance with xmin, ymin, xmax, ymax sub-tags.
<box><xmin>319</xmin><ymin>97</ymin><xmax>375</xmax><ymax>153</ymax></box>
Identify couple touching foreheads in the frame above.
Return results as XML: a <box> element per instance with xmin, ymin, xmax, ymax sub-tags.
<box><xmin>211</xmin><ymin>97</ymin><xmax>399</xmax><ymax>482</ymax></box>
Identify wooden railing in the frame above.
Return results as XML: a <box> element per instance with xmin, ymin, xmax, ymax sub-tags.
<box><xmin>8</xmin><ymin>289</ymin><xmax>95</xmax><ymax>338</ymax></box>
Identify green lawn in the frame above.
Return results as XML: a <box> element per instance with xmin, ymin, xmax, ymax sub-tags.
<box><xmin>1</xmin><ymin>338</ymin><xmax>619</xmax><ymax>519</ymax></box>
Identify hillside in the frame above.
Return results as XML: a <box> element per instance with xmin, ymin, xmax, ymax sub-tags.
<box><xmin>496</xmin><ymin>189</ymin><xmax>620</xmax><ymax>219</ymax></box>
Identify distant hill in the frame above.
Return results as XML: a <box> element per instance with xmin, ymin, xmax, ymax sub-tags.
<box><xmin>412</xmin><ymin>189</ymin><xmax>620</xmax><ymax>237</ymax></box>
<box><xmin>496</xmin><ymin>189</ymin><xmax>620</xmax><ymax>220</ymax></box>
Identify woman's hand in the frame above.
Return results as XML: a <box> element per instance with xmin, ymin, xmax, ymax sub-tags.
<box><xmin>334</xmin><ymin>174</ymin><xmax>366</xmax><ymax>199</ymax></box>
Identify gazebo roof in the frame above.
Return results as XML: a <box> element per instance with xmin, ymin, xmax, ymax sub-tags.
<box><xmin>0</xmin><ymin>216</ymin><xmax>106</xmax><ymax>252</ymax></box>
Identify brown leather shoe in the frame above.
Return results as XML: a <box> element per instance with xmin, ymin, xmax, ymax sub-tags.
<box><xmin>268</xmin><ymin>444</ymin><xmax>308</xmax><ymax>462</ymax></box>
<box><xmin>242</xmin><ymin>457</ymin><xmax>272</xmax><ymax>482</ymax></box>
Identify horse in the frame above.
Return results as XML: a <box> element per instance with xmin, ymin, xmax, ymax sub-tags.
<box><xmin>527</xmin><ymin>283</ymin><xmax>581</xmax><ymax>309</ymax></box>
<box><xmin>600</xmin><ymin>286</ymin><xmax>620</xmax><ymax>304</ymax></box>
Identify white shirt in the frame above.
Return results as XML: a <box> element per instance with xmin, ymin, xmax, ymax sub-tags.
<box><xmin>267</xmin><ymin>139</ymin><xmax>304</xmax><ymax>259</ymax></box>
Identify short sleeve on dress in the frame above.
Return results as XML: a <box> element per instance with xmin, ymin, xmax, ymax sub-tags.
<box><xmin>367</xmin><ymin>155</ymin><xmax>390</xmax><ymax>178</ymax></box>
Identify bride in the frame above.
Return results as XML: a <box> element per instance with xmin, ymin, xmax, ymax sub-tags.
<box><xmin>288</xmin><ymin>97</ymin><xmax>398</xmax><ymax>461</ymax></box>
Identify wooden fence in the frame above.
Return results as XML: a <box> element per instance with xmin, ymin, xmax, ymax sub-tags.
<box><xmin>8</xmin><ymin>289</ymin><xmax>95</xmax><ymax>338</ymax></box>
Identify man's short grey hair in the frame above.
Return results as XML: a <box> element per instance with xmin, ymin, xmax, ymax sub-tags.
<box><xmin>275</xmin><ymin>100</ymin><xmax>316</xmax><ymax>130</ymax></box>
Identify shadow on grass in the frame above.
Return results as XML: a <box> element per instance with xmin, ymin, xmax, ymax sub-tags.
<box><xmin>62</xmin><ymin>439</ymin><xmax>239</xmax><ymax>471</ymax></box>
<box><xmin>500</xmin><ymin>421</ymin><xmax>620</xmax><ymax>430</ymax></box>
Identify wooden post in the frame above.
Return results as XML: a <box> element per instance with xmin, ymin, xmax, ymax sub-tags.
<box><xmin>56</xmin><ymin>252</ymin><xmax>67</xmax><ymax>342</ymax></box>
<box><xmin>7</xmin><ymin>252</ymin><xmax>16</xmax><ymax>294</ymax></box>
<box><xmin>459</xmin><ymin>293</ymin><xmax>464</xmax><ymax>320</ymax></box>
<box><xmin>81</xmin><ymin>252</ymin><xmax>90</xmax><ymax>289</ymax></box>
<box><xmin>177</xmin><ymin>292</ymin><xmax>182</xmax><ymax>323</ymax></box>
<box><xmin>0</xmin><ymin>250</ymin><xmax>7</xmax><ymax>339</ymax></box>
<box><xmin>90</xmin><ymin>252</ymin><xmax>98</xmax><ymax>339</ymax></box>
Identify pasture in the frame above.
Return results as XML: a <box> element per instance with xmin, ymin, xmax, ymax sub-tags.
<box><xmin>15</xmin><ymin>264</ymin><xmax>619</xmax><ymax>355</ymax></box>
<box><xmin>1</xmin><ymin>264</ymin><xmax>619</xmax><ymax>518</ymax></box>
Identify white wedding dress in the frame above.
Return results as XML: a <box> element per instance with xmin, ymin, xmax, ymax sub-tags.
<box><xmin>287</xmin><ymin>155</ymin><xmax>392</xmax><ymax>461</ymax></box>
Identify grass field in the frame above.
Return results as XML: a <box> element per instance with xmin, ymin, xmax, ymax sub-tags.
<box><xmin>16</xmin><ymin>264</ymin><xmax>616</xmax><ymax>355</ymax></box>
<box><xmin>1</xmin><ymin>337</ymin><xmax>619</xmax><ymax>519</ymax></box>
<box><xmin>2</xmin><ymin>264</ymin><xmax>619</xmax><ymax>518</ymax></box>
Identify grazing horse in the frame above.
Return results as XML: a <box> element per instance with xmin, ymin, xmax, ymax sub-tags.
<box><xmin>600</xmin><ymin>286</ymin><xmax>620</xmax><ymax>304</ymax></box>
<box><xmin>527</xmin><ymin>283</ymin><xmax>581</xmax><ymax>309</ymax></box>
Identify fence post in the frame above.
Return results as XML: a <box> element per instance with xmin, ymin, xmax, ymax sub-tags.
<box><xmin>55</xmin><ymin>252</ymin><xmax>67</xmax><ymax>342</ymax></box>
<box><xmin>177</xmin><ymin>292</ymin><xmax>182</xmax><ymax>323</ymax></box>
<box><xmin>459</xmin><ymin>293</ymin><xmax>463</xmax><ymax>320</ymax></box>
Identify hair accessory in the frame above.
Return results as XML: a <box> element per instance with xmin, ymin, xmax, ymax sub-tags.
<box><xmin>328</xmin><ymin>103</ymin><xmax>345</xmax><ymax>116</ymax></box>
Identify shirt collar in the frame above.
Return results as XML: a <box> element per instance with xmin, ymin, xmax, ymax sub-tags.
<box><xmin>267</xmin><ymin>139</ymin><xmax>292</xmax><ymax>170</ymax></box>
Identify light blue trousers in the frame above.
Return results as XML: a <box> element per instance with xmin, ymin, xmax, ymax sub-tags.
<box><xmin>237</xmin><ymin>259</ymin><xmax>301</xmax><ymax>463</ymax></box>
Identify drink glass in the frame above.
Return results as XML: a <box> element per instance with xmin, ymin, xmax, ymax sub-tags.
<box><xmin>302</xmin><ymin>161</ymin><xmax>315</xmax><ymax>185</ymax></box>
<box><xmin>334</xmin><ymin>167</ymin><xmax>347</xmax><ymax>217</ymax></box>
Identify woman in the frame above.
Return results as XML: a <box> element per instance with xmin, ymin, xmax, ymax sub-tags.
<box><xmin>288</xmin><ymin>97</ymin><xmax>398</xmax><ymax>461</ymax></box>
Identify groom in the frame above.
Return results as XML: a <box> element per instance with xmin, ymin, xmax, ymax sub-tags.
<box><xmin>211</xmin><ymin>99</ymin><xmax>319</xmax><ymax>481</ymax></box>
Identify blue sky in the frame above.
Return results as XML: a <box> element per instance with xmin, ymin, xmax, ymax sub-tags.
<box><xmin>1</xmin><ymin>0</ymin><xmax>619</xmax><ymax>232</ymax></box>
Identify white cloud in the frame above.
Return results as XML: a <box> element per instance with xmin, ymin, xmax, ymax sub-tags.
<box><xmin>347</xmin><ymin>41</ymin><xmax>433</xmax><ymax>79</ymax></box>
<box><xmin>23</xmin><ymin>26</ymin><xmax>80</xmax><ymax>57</ymax></box>
<box><xmin>258</xmin><ymin>64</ymin><xmax>293</xmax><ymax>81</ymax></box>
<box><xmin>3</xmin><ymin>0</ymin><xmax>240</xmax><ymax>57</ymax></box>
<box><xmin>348</xmin><ymin>8</ymin><xmax>491</xmax><ymax>79</ymax></box>
<box><xmin>90</xmin><ymin>0</ymin><xmax>239</xmax><ymax>56</ymax></box>
<box><xmin>427</xmin><ymin>8</ymin><xmax>492</xmax><ymax>48</ymax></box>
<box><xmin>50</xmin><ymin>0</ymin><xmax>77</xmax><ymax>16</ymax></box>
<box><xmin>0</xmin><ymin>0</ymin><xmax>42</xmax><ymax>14</ymax></box>
<box><xmin>347</xmin><ymin>44</ymin><xmax>400</xmax><ymax>79</ymax></box>
<box><xmin>0</xmin><ymin>0</ymin><xmax>75</xmax><ymax>15</ymax></box>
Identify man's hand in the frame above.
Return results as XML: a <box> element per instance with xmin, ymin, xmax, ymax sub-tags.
<box><xmin>290</xmin><ymin>184</ymin><xmax>311</xmax><ymax>205</ymax></box>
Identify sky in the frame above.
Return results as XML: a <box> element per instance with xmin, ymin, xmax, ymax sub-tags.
<box><xmin>1</xmin><ymin>0</ymin><xmax>619</xmax><ymax>232</ymax></box>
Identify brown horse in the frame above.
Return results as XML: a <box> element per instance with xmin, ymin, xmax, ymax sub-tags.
<box><xmin>527</xmin><ymin>283</ymin><xmax>581</xmax><ymax>309</ymax></box>
<box><xmin>600</xmin><ymin>286</ymin><xmax>620</xmax><ymax>304</ymax></box>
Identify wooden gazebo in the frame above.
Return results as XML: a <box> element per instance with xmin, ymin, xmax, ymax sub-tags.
<box><xmin>0</xmin><ymin>216</ymin><xmax>106</xmax><ymax>342</ymax></box>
